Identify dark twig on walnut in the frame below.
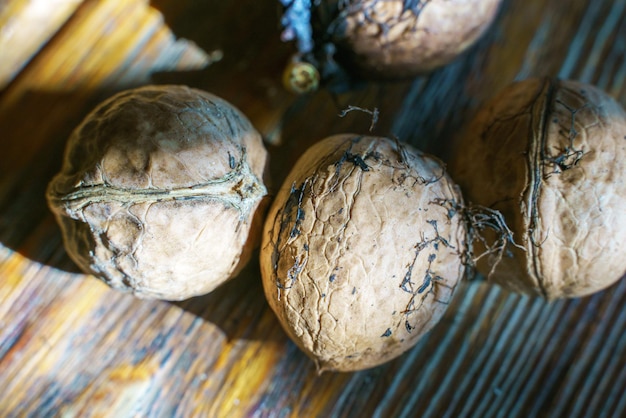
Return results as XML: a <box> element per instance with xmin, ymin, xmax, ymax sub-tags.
<box><xmin>468</xmin><ymin>206</ymin><xmax>525</xmax><ymax>279</ymax></box>
<box><xmin>432</xmin><ymin>198</ymin><xmax>525</xmax><ymax>280</ymax></box>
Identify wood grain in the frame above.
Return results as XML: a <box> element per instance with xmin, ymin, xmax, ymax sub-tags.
<box><xmin>0</xmin><ymin>0</ymin><xmax>625</xmax><ymax>416</ymax></box>
<box><xmin>0</xmin><ymin>0</ymin><xmax>85</xmax><ymax>89</ymax></box>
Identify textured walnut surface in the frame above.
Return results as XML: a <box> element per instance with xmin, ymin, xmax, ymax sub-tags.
<box><xmin>451</xmin><ymin>78</ymin><xmax>626</xmax><ymax>299</ymax></box>
<box><xmin>261</xmin><ymin>135</ymin><xmax>466</xmax><ymax>371</ymax></box>
<box><xmin>47</xmin><ymin>85</ymin><xmax>268</xmax><ymax>300</ymax></box>
<box><xmin>328</xmin><ymin>0</ymin><xmax>502</xmax><ymax>77</ymax></box>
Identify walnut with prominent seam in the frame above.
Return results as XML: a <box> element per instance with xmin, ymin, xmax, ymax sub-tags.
<box><xmin>47</xmin><ymin>85</ymin><xmax>268</xmax><ymax>300</ymax></box>
<box><xmin>451</xmin><ymin>78</ymin><xmax>626</xmax><ymax>299</ymax></box>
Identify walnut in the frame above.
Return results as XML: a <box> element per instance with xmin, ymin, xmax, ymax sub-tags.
<box><xmin>260</xmin><ymin>134</ymin><xmax>466</xmax><ymax>371</ymax></box>
<box><xmin>451</xmin><ymin>78</ymin><xmax>626</xmax><ymax>299</ymax></box>
<box><xmin>47</xmin><ymin>85</ymin><xmax>268</xmax><ymax>301</ymax></box>
<box><xmin>328</xmin><ymin>0</ymin><xmax>502</xmax><ymax>78</ymax></box>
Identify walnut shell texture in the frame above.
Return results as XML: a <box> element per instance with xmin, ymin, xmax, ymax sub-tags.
<box><xmin>47</xmin><ymin>85</ymin><xmax>268</xmax><ymax>301</ymax></box>
<box><xmin>328</xmin><ymin>0</ymin><xmax>502</xmax><ymax>78</ymax></box>
<box><xmin>260</xmin><ymin>135</ymin><xmax>466</xmax><ymax>372</ymax></box>
<box><xmin>451</xmin><ymin>78</ymin><xmax>626</xmax><ymax>299</ymax></box>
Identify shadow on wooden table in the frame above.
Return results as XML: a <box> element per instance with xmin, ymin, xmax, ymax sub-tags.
<box><xmin>0</xmin><ymin>87</ymin><xmax>132</xmax><ymax>272</ymax></box>
<box><xmin>147</xmin><ymin>0</ymin><xmax>295</xmax><ymax>131</ymax></box>
<box><xmin>171</xmin><ymin>253</ymin><xmax>288</xmax><ymax>344</ymax></box>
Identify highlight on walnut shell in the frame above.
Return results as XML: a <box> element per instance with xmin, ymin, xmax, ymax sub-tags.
<box><xmin>450</xmin><ymin>78</ymin><xmax>626</xmax><ymax>300</ymax></box>
<box><xmin>260</xmin><ymin>134</ymin><xmax>467</xmax><ymax>372</ymax></box>
<box><xmin>46</xmin><ymin>85</ymin><xmax>269</xmax><ymax>301</ymax></box>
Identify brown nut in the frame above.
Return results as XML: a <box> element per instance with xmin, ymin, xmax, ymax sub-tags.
<box><xmin>450</xmin><ymin>78</ymin><xmax>626</xmax><ymax>300</ymax></box>
<box><xmin>47</xmin><ymin>85</ymin><xmax>268</xmax><ymax>301</ymax></box>
<box><xmin>260</xmin><ymin>134</ymin><xmax>466</xmax><ymax>372</ymax></box>
<box><xmin>327</xmin><ymin>0</ymin><xmax>502</xmax><ymax>78</ymax></box>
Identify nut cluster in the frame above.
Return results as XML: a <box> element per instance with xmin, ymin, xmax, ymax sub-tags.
<box><xmin>46</xmin><ymin>3</ymin><xmax>626</xmax><ymax>374</ymax></box>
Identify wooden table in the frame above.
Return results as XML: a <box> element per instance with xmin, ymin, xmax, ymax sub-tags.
<box><xmin>1</xmin><ymin>0</ymin><xmax>625</xmax><ymax>416</ymax></box>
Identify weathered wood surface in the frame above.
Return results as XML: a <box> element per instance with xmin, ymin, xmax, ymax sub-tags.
<box><xmin>1</xmin><ymin>0</ymin><xmax>625</xmax><ymax>416</ymax></box>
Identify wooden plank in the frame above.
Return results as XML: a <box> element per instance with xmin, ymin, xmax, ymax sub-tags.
<box><xmin>0</xmin><ymin>0</ymin><xmax>625</xmax><ymax>416</ymax></box>
<box><xmin>0</xmin><ymin>0</ymin><xmax>85</xmax><ymax>90</ymax></box>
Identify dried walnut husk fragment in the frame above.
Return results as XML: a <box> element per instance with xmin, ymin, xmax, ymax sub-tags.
<box><xmin>260</xmin><ymin>135</ymin><xmax>467</xmax><ymax>372</ymax></box>
<box><xmin>451</xmin><ymin>78</ymin><xmax>626</xmax><ymax>300</ymax></box>
<box><xmin>47</xmin><ymin>85</ymin><xmax>268</xmax><ymax>301</ymax></box>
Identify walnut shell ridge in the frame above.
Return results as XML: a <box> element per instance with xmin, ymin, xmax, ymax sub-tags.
<box><xmin>451</xmin><ymin>78</ymin><xmax>626</xmax><ymax>299</ymax></box>
<box><xmin>47</xmin><ymin>85</ymin><xmax>268</xmax><ymax>301</ymax></box>
<box><xmin>260</xmin><ymin>135</ymin><xmax>467</xmax><ymax>372</ymax></box>
<box><xmin>328</xmin><ymin>0</ymin><xmax>502</xmax><ymax>78</ymax></box>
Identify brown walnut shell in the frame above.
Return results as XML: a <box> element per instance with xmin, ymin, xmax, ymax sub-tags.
<box><xmin>327</xmin><ymin>0</ymin><xmax>502</xmax><ymax>78</ymax></box>
<box><xmin>47</xmin><ymin>85</ymin><xmax>268</xmax><ymax>301</ymax></box>
<box><xmin>450</xmin><ymin>78</ymin><xmax>626</xmax><ymax>300</ymax></box>
<box><xmin>260</xmin><ymin>134</ymin><xmax>466</xmax><ymax>372</ymax></box>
